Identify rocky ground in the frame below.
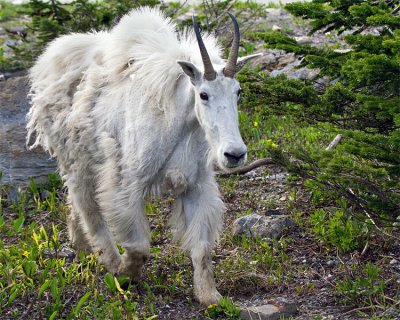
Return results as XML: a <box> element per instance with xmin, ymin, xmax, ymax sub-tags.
<box><xmin>219</xmin><ymin>165</ymin><xmax>400</xmax><ymax>320</ymax></box>
<box><xmin>1</xmin><ymin>2</ymin><xmax>399</xmax><ymax>319</ymax></box>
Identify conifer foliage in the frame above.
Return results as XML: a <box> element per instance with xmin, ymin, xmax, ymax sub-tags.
<box><xmin>243</xmin><ymin>0</ymin><xmax>399</xmax><ymax>229</ymax></box>
<box><xmin>7</xmin><ymin>0</ymin><xmax>160</xmax><ymax>67</ymax></box>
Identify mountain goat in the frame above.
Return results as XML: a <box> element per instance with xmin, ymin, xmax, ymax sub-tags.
<box><xmin>27</xmin><ymin>7</ymin><xmax>258</xmax><ymax>305</ymax></box>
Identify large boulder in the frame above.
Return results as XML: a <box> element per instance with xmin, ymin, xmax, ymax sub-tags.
<box><xmin>0</xmin><ymin>74</ymin><xmax>56</xmax><ymax>185</ymax></box>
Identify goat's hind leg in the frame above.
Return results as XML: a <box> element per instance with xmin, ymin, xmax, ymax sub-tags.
<box><xmin>66</xmin><ymin>170</ymin><xmax>121</xmax><ymax>274</ymax></box>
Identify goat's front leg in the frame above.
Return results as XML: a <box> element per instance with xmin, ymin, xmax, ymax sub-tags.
<box><xmin>177</xmin><ymin>172</ymin><xmax>225</xmax><ymax>305</ymax></box>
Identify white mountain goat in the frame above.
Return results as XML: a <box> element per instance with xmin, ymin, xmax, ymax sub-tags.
<box><xmin>27</xmin><ymin>8</ymin><xmax>258</xmax><ymax>305</ymax></box>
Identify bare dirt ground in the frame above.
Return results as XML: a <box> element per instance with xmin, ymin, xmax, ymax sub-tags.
<box><xmin>218</xmin><ymin>165</ymin><xmax>400</xmax><ymax>319</ymax></box>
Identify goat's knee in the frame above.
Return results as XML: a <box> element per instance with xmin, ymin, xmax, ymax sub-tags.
<box><xmin>191</xmin><ymin>243</ymin><xmax>222</xmax><ymax>306</ymax></box>
<box><xmin>165</xmin><ymin>169</ymin><xmax>188</xmax><ymax>195</ymax></box>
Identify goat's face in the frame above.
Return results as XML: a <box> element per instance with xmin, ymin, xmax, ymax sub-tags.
<box><xmin>178</xmin><ymin>14</ymin><xmax>261</xmax><ymax>171</ymax></box>
<box><xmin>178</xmin><ymin>61</ymin><xmax>247</xmax><ymax>170</ymax></box>
<box><xmin>195</xmin><ymin>73</ymin><xmax>247</xmax><ymax>170</ymax></box>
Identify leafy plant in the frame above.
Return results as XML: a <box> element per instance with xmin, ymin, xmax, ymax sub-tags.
<box><xmin>205</xmin><ymin>297</ymin><xmax>241</xmax><ymax>319</ymax></box>
<box><xmin>336</xmin><ymin>262</ymin><xmax>386</xmax><ymax>306</ymax></box>
<box><xmin>309</xmin><ymin>208</ymin><xmax>369</xmax><ymax>252</ymax></box>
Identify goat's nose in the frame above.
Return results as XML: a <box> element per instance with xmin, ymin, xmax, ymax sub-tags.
<box><xmin>224</xmin><ymin>151</ymin><xmax>246</xmax><ymax>164</ymax></box>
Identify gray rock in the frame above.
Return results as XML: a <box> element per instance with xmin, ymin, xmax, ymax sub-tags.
<box><xmin>232</xmin><ymin>213</ymin><xmax>294</xmax><ymax>239</ymax></box>
<box><xmin>295</xmin><ymin>35</ymin><xmax>312</xmax><ymax>44</ymax></box>
<box><xmin>270</xmin><ymin>61</ymin><xmax>320</xmax><ymax>80</ymax></box>
<box><xmin>240</xmin><ymin>302</ymin><xmax>298</xmax><ymax>320</ymax></box>
<box><xmin>6</xmin><ymin>25</ymin><xmax>28</xmax><ymax>36</ymax></box>
<box><xmin>0</xmin><ymin>74</ymin><xmax>56</xmax><ymax>186</ymax></box>
<box><xmin>276</xmin><ymin>52</ymin><xmax>297</xmax><ymax>67</ymax></box>
<box><xmin>250</xmin><ymin>50</ymin><xmax>298</xmax><ymax>71</ymax></box>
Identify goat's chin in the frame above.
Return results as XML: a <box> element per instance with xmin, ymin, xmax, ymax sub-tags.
<box><xmin>216</xmin><ymin>158</ymin><xmax>245</xmax><ymax>173</ymax></box>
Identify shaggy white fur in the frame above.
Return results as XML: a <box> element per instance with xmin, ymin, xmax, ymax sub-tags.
<box><xmin>27</xmin><ymin>7</ymin><xmax>254</xmax><ymax>305</ymax></box>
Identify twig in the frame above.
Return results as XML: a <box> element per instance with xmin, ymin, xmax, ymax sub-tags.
<box><xmin>361</xmin><ymin>205</ymin><xmax>400</xmax><ymax>242</ymax></box>
<box><xmin>380</xmin><ymin>299</ymin><xmax>400</xmax><ymax>317</ymax></box>
<box><xmin>217</xmin><ymin>157</ymin><xmax>274</xmax><ymax>177</ymax></box>
<box><xmin>325</xmin><ymin>134</ymin><xmax>343</xmax><ymax>150</ymax></box>
<box><xmin>219</xmin><ymin>133</ymin><xmax>342</xmax><ymax>176</ymax></box>
<box><xmin>360</xmin><ymin>241</ymin><xmax>369</xmax><ymax>257</ymax></box>
<box><xmin>171</xmin><ymin>0</ymin><xmax>188</xmax><ymax>16</ymax></box>
<box><xmin>346</xmin><ymin>188</ymin><xmax>400</xmax><ymax>241</ymax></box>
<box><xmin>340</xmin><ymin>305</ymin><xmax>375</xmax><ymax>316</ymax></box>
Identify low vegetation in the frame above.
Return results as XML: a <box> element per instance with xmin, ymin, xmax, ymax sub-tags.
<box><xmin>1</xmin><ymin>0</ymin><xmax>399</xmax><ymax>319</ymax></box>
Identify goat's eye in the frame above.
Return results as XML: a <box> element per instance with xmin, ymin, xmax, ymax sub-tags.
<box><xmin>200</xmin><ymin>92</ymin><xmax>209</xmax><ymax>101</ymax></box>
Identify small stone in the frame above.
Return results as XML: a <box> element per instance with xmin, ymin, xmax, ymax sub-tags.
<box><xmin>240</xmin><ymin>302</ymin><xmax>298</xmax><ymax>320</ymax></box>
<box><xmin>326</xmin><ymin>260</ymin><xmax>335</xmax><ymax>267</ymax></box>
<box><xmin>265</xmin><ymin>208</ymin><xmax>284</xmax><ymax>216</ymax></box>
<box><xmin>40</xmin><ymin>189</ymin><xmax>51</xmax><ymax>200</ymax></box>
<box><xmin>272</xmin><ymin>25</ymin><xmax>281</xmax><ymax>31</ymax></box>
<box><xmin>390</xmin><ymin>258</ymin><xmax>397</xmax><ymax>265</ymax></box>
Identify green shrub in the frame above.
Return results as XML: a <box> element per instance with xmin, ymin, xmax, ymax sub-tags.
<box><xmin>240</xmin><ymin>0</ymin><xmax>400</xmax><ymax>231</ymax></box>
<box><xmin>309</xmin><ymin>208</ymin><xmax>368</xmax><ymax>252</ymax></box>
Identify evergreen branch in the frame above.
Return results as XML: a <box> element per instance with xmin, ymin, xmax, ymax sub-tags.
<box><xmin>353</xmin><ymin>5</ymin><xmax>400</xmax><ymax>35</ymax></box>
<box><xmin>341</xmin><ymin>174</ymin><xmax>400</xmax><ymax>212</ymax></box>
<box><xmin>351</xmin><ymin>189</ymin><xmax>400</xmax><ymax>242</ymax></box>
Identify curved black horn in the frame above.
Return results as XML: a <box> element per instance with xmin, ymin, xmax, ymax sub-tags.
<box><xmin>192</xmin><ymin>15</ymin><xmax>217</xmax><ymax>81</ymax></box>
<box><xmin>223</xmin><ymin>13</ymin><xmax>240</xmax><ymax>78</ymax></box>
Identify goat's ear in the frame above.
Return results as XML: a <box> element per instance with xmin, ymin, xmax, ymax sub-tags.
<box><xmin>177</xmin><ymin>60</ymin><xmax>202</xmax><ymax>83</ymax></box>
<box><xmin>235</xmin><ymin>53</ymin><xmax>263</xmax><ymax>73</ymax></box>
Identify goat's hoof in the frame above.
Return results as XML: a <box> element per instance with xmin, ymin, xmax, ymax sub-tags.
<box><xmin>98</xmin><ymin>252</ymin><xmax>121</xmax><ymax>275</ymax></box>
<box><xmin>196</xmin><ymin>289</ymin><xmax>222</xmax><ymax>306</ymax></box>
<box><xmin>118</xmin><ymin>251</ymin><xmax>149</xmax><ymax>282</ymax></box>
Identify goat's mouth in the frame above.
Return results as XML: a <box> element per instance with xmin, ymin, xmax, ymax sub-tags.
<box><xmin>224</xmin><ymin>151</ymin><xmax>246</xmax><ymax>167</ymax></box>
<box><xmin>217</xmin><ymin>151</ymin><xmax>247</xmax><ymax>171</ymax></box>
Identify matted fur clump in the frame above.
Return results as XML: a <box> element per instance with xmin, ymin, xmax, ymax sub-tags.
<box><xmin>27</xmin><ymin>7</ymin><xmax>256</xmax><ymax>305</ymax></box>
